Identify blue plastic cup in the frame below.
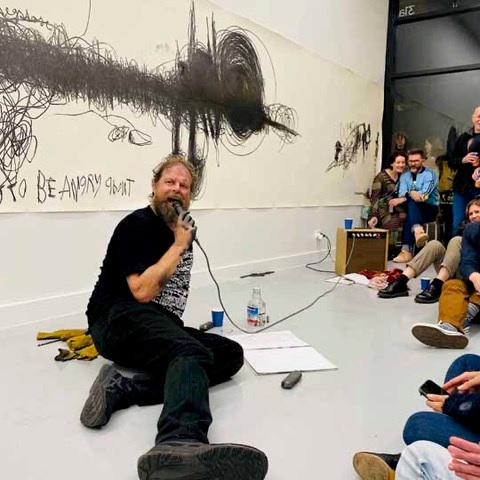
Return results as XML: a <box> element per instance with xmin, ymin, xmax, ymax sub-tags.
<box><xmin>344</xmin><ymin>218</ymin><xmax>353</xmax><ymax>229</ymax></box>
<box><xmin>420</xmin><ymin>277</ymin><xmax>430</xmax><ymax>290</ymax></box>
<box><xmin>211</xmin><ymin>309</ymin><xmax>224</xmax><ymax>327</ymax></box>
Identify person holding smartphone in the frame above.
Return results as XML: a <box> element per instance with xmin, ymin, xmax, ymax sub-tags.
<box><xmin>353</xmin><ymin>353</ymin><xmax>480</xmax><ymax>480</ymax></box>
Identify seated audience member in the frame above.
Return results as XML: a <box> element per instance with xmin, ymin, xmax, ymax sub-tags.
<box><xmin>367</xmin><ymin>151</ymin><xmax>407</xmax><ymax>253</ymax></box>
<box><xmin>390</xmin><ymin>149</ymin><xmax>439</xmax><ymax>264</ymax></box>
<box><xmin>412</xmin><ymin>221</ymin><xmax>480</xmax><ymax>349</ymax></box>
<box><xmin>449</xmin><ymin>105</ymin><xmax>480</xmax><ymax>237</ymax></box>
<box><xmin>378</xmin><ymin>199</ymin><xmax>480</xmax><ymax>302</ymax></box>
<box><xmin>394</xmin><ymin>438</ymin><xmax>480</xmax><ymax>479</ymax></box>
<box><xmin>353</xmin><ymin>354</ymin><xmax>480</xmax><ymax>480</ymax></box>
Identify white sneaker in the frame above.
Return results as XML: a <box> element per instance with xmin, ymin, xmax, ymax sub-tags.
<box><xmin>411</xmin><ymin>322</ymin><xmax>468</xmax><ymax>349</ymax></box>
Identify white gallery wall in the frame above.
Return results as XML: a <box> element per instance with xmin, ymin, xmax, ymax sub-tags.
<box><xmin>0</xmin><ymin>0</ymin><xmax>389</xmax><ymax>328</ymax></box>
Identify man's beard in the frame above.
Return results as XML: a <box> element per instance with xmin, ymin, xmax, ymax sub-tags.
<box><xmin>152</xmin><ymin>197</ymin><xmax>177</xmax><ymax>224</ymax></box>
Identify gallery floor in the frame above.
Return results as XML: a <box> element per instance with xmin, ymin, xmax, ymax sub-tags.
<box><xmin>2</xmin><ymin>261</ymin><xmax>476</xmax><ymax>480</ymax></box>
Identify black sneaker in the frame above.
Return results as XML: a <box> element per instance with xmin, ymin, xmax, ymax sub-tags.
<box><xmin>80</xmin><ymin>364</ymin><xmax>133</xmax><ymax>428</ymax></box>
<box><xmin>137</xmin><ymin>441</ymin><xmax>268</xmax><ymax>480</ymax></box>
<box><xmin>378</xmin><ymin>279</ymin><xmax>408</xmax><ymax>299</ymax></box>
<box><xmin>353</xmin><ymin>451</ymin><xmax>400</xmax><ymax>480</ymax></box>
<box><xmin>414</xmin><ymin>282</ymin><xmax>442</xmax><ymax>304</ymax></box>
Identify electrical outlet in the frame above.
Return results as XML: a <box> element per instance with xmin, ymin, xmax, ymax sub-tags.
<box><xmin>313</xmin><ymin>229</ymin><xmax>324</xmax><ymax>240</ymax></box>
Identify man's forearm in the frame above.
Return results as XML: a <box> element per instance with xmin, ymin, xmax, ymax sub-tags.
<box><xmin>128</xmin><ymin>244</ymin><xmax>186</xmax><ymax>303</ymax></box>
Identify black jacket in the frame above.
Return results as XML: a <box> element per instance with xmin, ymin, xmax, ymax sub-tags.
<box><xmin>460</xmin><ymin>222</ymin><xmax>480</xmax><ymax>282</ymax></box>
<box><xmin>448</xmin><ymin>130</ymin><xmax>479</xmax><ymax>193</ymax></box>
<box><xmin>443</xmin><ymin>392</ymin><xmax>480</xmax><ymax>432</ymax></box>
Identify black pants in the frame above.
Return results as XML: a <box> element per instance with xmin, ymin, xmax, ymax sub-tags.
<box><xmin>89</xmin><ymin>302</ymin><xmax>244</xmax><ymax>444</ymax></box>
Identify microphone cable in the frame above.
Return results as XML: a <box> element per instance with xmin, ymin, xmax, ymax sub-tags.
<box><xmin>194</xmin><ymin>236</ymin><xmax>354</xmax><ymax>335</ymax></box>
<box><xmin>174</xmin><ymin>201</ymin><xmax>355</xmax><ymax>335</ymax></box>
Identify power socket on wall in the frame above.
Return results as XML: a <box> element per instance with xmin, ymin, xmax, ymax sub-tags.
<box><xmin>313</xmin><ymin>229</ymin><xmax>324</xmax><ymax>240</ymax></box>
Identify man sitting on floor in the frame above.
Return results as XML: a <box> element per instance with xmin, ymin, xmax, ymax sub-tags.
<box><xmin>80</xmin><ymin>154</ymin><xmax>268</xmax><ymax>480</ymax></box>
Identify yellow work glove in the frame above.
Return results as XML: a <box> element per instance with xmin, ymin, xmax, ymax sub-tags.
<box><xmin>75</xmin><ymin>344</ymin><xmax>99</xmax><ymax>361</ymax></box>
<box><xmin>66</xmin><ymin>334</ymin><xmax>93</xmax><ymax>351</ymax></box>
<box><xmin>37</xmin><ymin>329</ymin><xmax>87</xmax><ymax>342</ymax></box>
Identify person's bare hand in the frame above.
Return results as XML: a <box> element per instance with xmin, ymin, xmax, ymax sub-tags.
<box><xmin>463</xmin><ymin>153</ymin><xmax>479</xmax><ymax>164</ymax></box>
<box><xmin>470</xmin><ymin>273</ymin><xmax>480</xmax><ymax>295</ymax></box>
<box><xmin>472</xmin><ymin>167</ymin><xmax>480</xmax><ymax>181</ymax></box>
<box><xmin>426</xmin><ymin>393</ymin><xmax>448</xmax><ymax>412</ymax></box>
<box><xmin>173</xmin><ymin>211</ymin><xmax>196</xmax><ymax>250</ymax></box>
<box><xmin>448</xmin><ymin>436</ymin><xmax>480</xmax><ymax>479</ymax></box>
<box><xmin>444</xmin><ymin>371</ymin><xmax>480</xmax><ymax>394</ymax></box>
<box><xmin>409</xmin><ymin>190</ymin><xmax>423</xmax><ymax>202</ymax></box>
<box><xmin>389</xmin><ymin>198</ymin><xmax>404</xmax><ymax>207</ymax></box>
<box><xmin>368</xmin><ymin>217</ymin><xmax>378</xmax><ymax>228</ymax></box>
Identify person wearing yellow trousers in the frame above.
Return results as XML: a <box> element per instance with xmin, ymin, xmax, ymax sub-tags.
<box><xmin>412</xmin><ymin>221</ymin><xmax>480</xmax><ymax>349</ymax></box>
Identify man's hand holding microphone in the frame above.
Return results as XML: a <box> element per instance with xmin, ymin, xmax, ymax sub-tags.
<box><xmin>173</xmin><ymin>200</ymin><xmax>197</xmax><ymax>247</ymax></box>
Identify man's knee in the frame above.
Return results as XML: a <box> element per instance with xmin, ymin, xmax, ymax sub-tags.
<box><xmin>403</xmin><ymin>412</ymin><xmax>437</xmax><ymax>445</ymax></box>
<box><xmin>427</xmin><ymin>239</ymin><xmax>444</xmax><ymax>255</ymax></box>
<box><xmin>450</xmin><ymin>353</ymin><xmax>480</xmax><ymax>371</ymax></box>
<box><xmin>416</xmin><ymin>240</ymin><xmax>444</xmax><ymax>265</ymax></box>
<box><xmin>443</xmin><ymin>279</ymin><xmax>467</xmax><ymax>293</ymax></box>
<box><xmin>447</xmin><ymin>236</ymin><xmax>462</xmax><ymax>251</ymax></box>
<box><xmin>174</xmin><ymin>340</ymin><xmax>214</xmax><ymax>367</ymax></box>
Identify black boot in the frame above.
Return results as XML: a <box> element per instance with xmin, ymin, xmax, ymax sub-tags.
<box><xmin>80</xmin><ymin>364</ymin><xmax>136</xmax><ymax>428</ymax></box>
<box><xmin>414</xmin><ymin>279</ymin><xmax>443</xmax><ymax>304</ymax></box>
<box><xmin>378</xmin><ymin>278</ymin><xmax>408</xmax><ymax>299</ymax></box>
<box><xmin>138</xmin><ymin>441</ymin><xmax>268</xmax><ymax>480</ymax></box>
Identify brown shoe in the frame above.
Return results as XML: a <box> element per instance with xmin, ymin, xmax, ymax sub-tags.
<box><xmin>353</xmin><ymin>452</ymin><xmax>398</xmax><ymax>480</ymax></box>
<box><xmin>392</xmin><ymin>250</ymin><xmax>413</xmax><ymax>263</ymax></box>
<box><xmin>414</xmin><ymin>229</ymin><xmax>429</xmax><ymax>248</ymax></box>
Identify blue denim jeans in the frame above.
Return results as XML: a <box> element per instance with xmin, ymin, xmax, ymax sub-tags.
<box><xmin>89</xmin><ymin>302</ymin><xmax>244</xmax><ymax>445</ymax></box>
<box><xmin>396</xmin><ymin>441</ymin><xmax>457</xmax><ymax>480</ymax></box>
<box><xmin>403</xmin><ymin>198</ymin><xmax>438</xmax><ymax>249</ymax></box>
<box><xmin>403</xmin><ymin>354</ymin><xmax>480</xmax><ymax>448</ymax></box>
<box><xmin>452</xmin><ymin>189</ymin><xmax>480</xmax><ymax>236</ymax></box>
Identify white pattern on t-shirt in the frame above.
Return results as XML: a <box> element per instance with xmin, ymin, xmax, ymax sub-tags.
<box><xmin>151</xmin><ymin>250</ymin><xmax>193</xmax><ymax>319</ymax></box>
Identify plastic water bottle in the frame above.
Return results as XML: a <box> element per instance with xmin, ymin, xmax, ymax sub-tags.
<box><xmin>247</xmin><ymin>286</ymin><xmax>267</xmax><ymax>326</ymax></box>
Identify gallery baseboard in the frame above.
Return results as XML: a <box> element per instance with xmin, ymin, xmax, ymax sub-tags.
<box><xmin>0</xmin><ymin>249</ymin><xmax>331</xmax><ymax>330</ymax></box>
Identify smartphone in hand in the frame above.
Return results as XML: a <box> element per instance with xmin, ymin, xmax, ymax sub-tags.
<box><xmin>419</xmin><ymin>379</ymin><xmax>449</xmax><ymax>397</ymax></box>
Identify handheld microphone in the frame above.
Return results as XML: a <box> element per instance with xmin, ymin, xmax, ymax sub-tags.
<box><xmin>172</xmin><ymin>200</ymin><xmax>184</xmax><ymax>217</ymax></box>
<box><xmin>172</xmin><ymin>200</ymin><xmax>197</xmax><ymax>244</ymax></box>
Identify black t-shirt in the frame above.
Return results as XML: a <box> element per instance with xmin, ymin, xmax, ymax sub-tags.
<box><xmin>86</xmin><ymin>206</ymin><xmax>193</xmax><ymax>323</ymax></box>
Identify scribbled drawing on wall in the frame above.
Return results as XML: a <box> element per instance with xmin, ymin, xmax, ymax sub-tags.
<box><xmin>0</xmin><ymin>3</ymin><xmax>298</xmax><ymax>201</ymax></box>
<box><xmin>327</xmin><ymin>122</ymin><xmax>372</xmax><ymax>172</ymax></box>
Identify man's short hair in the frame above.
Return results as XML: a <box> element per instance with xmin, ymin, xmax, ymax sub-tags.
<box><xmin>152</xmin><ymin>154</ymin><xmax>199</xmax><ymax>196</ymax></box>
<box><xmin>407</xmin><ymin>148</ymin><xmax>425</xmax><ymax>159</ymax></box>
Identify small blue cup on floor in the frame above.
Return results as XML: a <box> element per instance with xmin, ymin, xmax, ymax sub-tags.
<box><xmin>211</xmin><ymin>309</ymin><xmax>224</xmax><ymax>327</ymax></box>
<box><xmin>344</xmin><ymin>218</ymin><xmax>353</xmax><ymax>229</ymax></box>
<box><xmin>420</xmin><ymin>277</ymin><xmax>430</xmax><ymax>290</ymax></box>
